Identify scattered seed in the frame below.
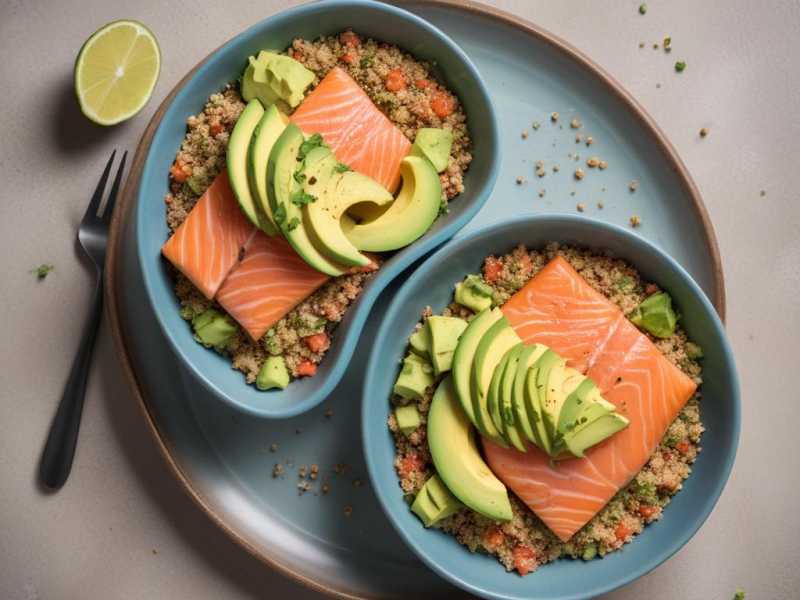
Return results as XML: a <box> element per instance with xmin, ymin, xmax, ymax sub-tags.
<box><xmin>295</xmin><ymin>428</ymin><xmax>303</xmax><ymax>435</ymax></box>
<box><xmin>552</xmin><ymin>165</ymin><xmax>560</xmax><ymax>173</ymax></box>
<box><xmin>639</xmin><ymin>42</ymin><xmax>645</xmax><ymax>49</ymax></box>
<box><xmin>152</xmin><ymin>549</ymin><xmax>158</xmax><ymax>555</ymax></box>
<box><xmin>272</xmin><ymin>463</ymin><xmax>285</xmax><ymax>478</ymax></box>
<box><xmin>344</xmin><ymin>505</ymin><xmax>353</xmax><ymax>517</ymax></box>
<box><xmin>536</xmin><ymin>168</ymin><xmax>546</xmax><ymax>178</ymax></box>
<box><xmin>653</xmin><ymin>42</ymin><xmax>659</xmax><ymax>50</ymax></box>
<box><xmin>322</xmin><ymin>483</ymin><xmax>331</xmax><ymax>494</ymax></box>
<box><xmin>675</xmin><ymin>61</ymin><xmax>686</xmax><ymax>72</ymax></box>
<box><xmin>538</xmin><ymin>189</ymin><xmax>546</xmax><ymax>198</ymax></box>
<box><xmin>576</xmin><ymin>202</ymin><xmax>586</xmax><ymax>212</ymax></box>
<box><xmin>570</xmin><ymin>191</ymin><xmax>576</xmax><ymax>196</ymax></box>
<box><xmin>532</xmin><ymin>121</ymin><xmax>541</xmax><ymax>130</ymax></box>
<box><xmin>585</xmin><ymin>136</ymin><xmax>594</xmax><ymax>146</ymax></box>
<box><xmin>586</xmin><ymin>157</ymin><xmax>600</xmax><ymax>168</ymax></box>
<box><xmin>298</xmin><ymin>465</ymin><xmax>308</xmax><ymax>479</ymax></box>
<box><xmin>570</xmin><ymin>118</ymin><xmax>582</xmax><ymax>129</ymax></box>
<box><xmin>353</xmin><ymin>478</ymin><xmax>363</xmax><ymax>487</ymax></box>
<box><xmin>298</xmin><ymin>481</ymin><xmax>312</xmax><ymax>494</ymax></box>
<box><xmin>575</xmin><ymin>134</ymin><xmax>583</xmax><ymax>143</ymax></box>
<box><xmin>324</xmin><ymin>408</ymin><xmax>334</xmax><ymax>418</ymax></box>
<box><xmin>760</xmin><ymin>190</ymin><xmax>766</xmax><ymax>197</ymax></box>
<box><xmin>663</xmin><ymin>36</ymin><xmax>672</xmax><ymax>50</ymax></box>
<box><xmin>535</xmin><ymin>160</ymin><xmax>545</xmax><ymax>169</ymax></box>
<box><xmin>597</xmin><ymin>201</ymin><xmax>605</xmax><ymax>209</ymax></box>
<box><xmin>598</xmin><ymin>160</ymin><xmax>608</xmax><ymax>170</ymax></box>
<box><xmin>551</xmin><ymin>112</ymin><xmax>559</xmax><ymax>122</ymax></box>
<box><xmin>310</xmin><ymin>465</ymin><xmax>319</xmax><ymax>480</ymax></box>
<box><xmin>574</xmin><ymin>168</ymin><xmax>585</xmax><ymax>180</ymax></box>
<box><xmin>516</xmin><ymin>176</ymin><xmax>525</xmax><ymax>185</ymax></box>
<box><xmin>639</xmin><ymin>3</ymin><xmax>647</xmax><ymax>14</ymax></box>
<box><xmin>574</xmin><ymin>153</ymin><xmax>581</xmax><ymax>161</ymax></box>
<box><xmin>521</xmin><ymin>130</ymin><xmax>529</xmax><ymax>139</ymax></box>
<box><xmin>270</xmin><ymin>443</ymin><xmax>278</xmax><ymax>453</ymax></box>
<box><xmin>699</xmin><ymin>127</ymin><xmax>709</xmax><ymax>138</ymax></box>
<box><xmin>656</xmin><ymin>83</ymin><xmax>662</xmax><ymax>89</ymax></box>
<box><xmin>630</xmin><ymin>215</ymin><xmax>642</xmax><ymax>227</ymax></box>
<box><xmin>629</xmin><ymin>180</ymin><xmax>639</xmax><ymax>192</ymax></box>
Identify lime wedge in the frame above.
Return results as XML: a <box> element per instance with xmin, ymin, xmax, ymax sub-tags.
<box><xmin>74</xmin><ymin>20</ymin><xmax>161</xmax><ymax>126</ymax></box>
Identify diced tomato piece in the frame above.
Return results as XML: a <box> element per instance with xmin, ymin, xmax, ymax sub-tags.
<box><xmin>385</xmin><ymin>68</ymin><xmax>407</xmax><ymax>92</ymax></box>
<box><xmin>430</xmin><ymin>91</ymin><xmax>455</xmax><ymax>118</ymax></box>
<box><xmin>398</xmin><ymin>453</ymin><xmax>424</xmax><ymax>477</ymax></box>
<box><xmin>482</xmin><ymin>526</ymin><xmax>505</xmax><ymax>550</ymax></box>
<box><xmin>304</xmin><ymin>332</ymin><xmax>329</xmax><ymax>353</ymax></box>
<box><xmin>340</xmin><ymin>31</ymin><xmax>361</xmax><ymax>47</ymax></box>
<box><xmin>512</xmin><ymin>545</ymin><xmax>537</xmax><ymax>576</ymax></box>
<box><xmin>414</xmin><ymin>78</ymin><xmax>431</xmax><ymax>89</ymax></box>
<box><xmin>676</xmin><ymin>440</ymin><xmax>690</xmax><ymax>455</ymax></box>
<box><xmin>484</xmin><ymin>256</ymin><xmax>503</xmax><ymax>283</ymax></box>
<box><xmin>209</xmin><ymin>120</ymin><xmax>223</xmax><ymax>136</ymax></box>
<box><xmin>662</xmin><ymin>450</ymin><xmax>674</xmax><ymax>461</ymax></box>
<box><xmin>170</xmin><ymin>160</ymin><xmax>191</xmax><ymax>183</ymax></box>
<box><xmin>638</xmin><ymin>505</ymin><xmax>657</xmax><ymax>519</ymax></box>
<box><xmin>296</xmin><ymin>360</ymin><xmax>317</xmax><ymax>377</ymax></box>
<box><xmin>614</xmin><ymin>522</ymin><xmax>632</xmax><ymax>541</ymax></box>
<box><xmin>339</xmin><ymin>52</ymin><xmax>356</xmax><ymax>65</ymax></box>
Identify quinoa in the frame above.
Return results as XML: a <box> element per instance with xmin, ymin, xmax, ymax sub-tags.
<box><xmin>388</xmin><ymin>243</ymin><xmax>704</xmax><ymax>576</ymax></box>
<box><xmin>165</xmin><ymin>31</ymin><xmax>470</xmax><ymax>386</ymax></box>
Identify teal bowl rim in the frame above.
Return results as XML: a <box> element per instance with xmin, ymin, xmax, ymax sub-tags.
<box><xmin>134</xmin><ymin>0</ymin><xmax>500</xmax><ymax>419</ymax></box>
<box><xmin>362</xmin><ymin>214</ymin><xmax>740</xmax><ymax>599</ymax></box>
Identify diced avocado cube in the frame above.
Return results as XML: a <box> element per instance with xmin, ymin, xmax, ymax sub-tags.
<box><xmin>629</xmin><ymin>292</ymin><xmax>678</xmax><ymax>338</ymax></box>
<box><xmin>426</xmin><ymin>316</ymin><xmax>468</xmax><ymax>375</ymax></box>
<box><xmin>685</xmin><ymin>342</ymin><xmax>704</xmax><ymax>359</ymax></box>
<box><xmin>455</xmin><ymin>274</ymin><xmax>494</xmax><ymax>313</ymax></box>
<box><xmin>410</xmin><ymin>128</ymin><xmax>454</xmax><ymax>173</ymax></box>
<box><xmin>241</xmin><ymin>51</ymin><xmax>314</xmax><ymax>109</ymax></box>
<box><xmin>256</xmin><ymin>356</ymin><xmax>290</xmax><ymax>390</ymax></box>
<box><xmin>409</xmin><ymin>326</ymin><xmax>431</xmax><ymax>359</ymax></box>
<box><xmin>581</xmin><ymin>544</ymin><xmax>598</xmax><ymax>561</ymax></box>
<box><xmin>395</xmin><ymin>404</ymin><xmax>421</xmax><ymax>436</ymax></box>
<box><xmin>192</xmin><ymin>309</ymin><xmax>237</xmax><ymax>350</ymax></box>
<box><xmin>410</xmin><ymin>474</ymin><xmax>463</xmax><ymax>527</ymax></box>
<box><xmin>393</xmin><ymin>353</ymin><xmax>435</xmax><ymax>401</ymax></box>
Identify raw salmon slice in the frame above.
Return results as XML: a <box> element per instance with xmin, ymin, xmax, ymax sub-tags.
<box><xmin>216</xmin><ymin>232</ymin><xmax>330</xmax><ymax>340</ymax></box>
<box><xmin>501</xmin><ymin>256</ymin><xmax>624</xmax><ymax>374</ymax></box>
<box><xmin>161</xmin><ymin>171</ymin><xmax>255</xmax><ymax>299</ymax></box>
<box><xmin>290</xmin><ymin>67</ymin><xmax>411</xmax><ymax>192</ymax></box>
<box><xmin>484</xmin><ymin>256</ymin><xmax>697</xmax><ymax>541</ymax></box>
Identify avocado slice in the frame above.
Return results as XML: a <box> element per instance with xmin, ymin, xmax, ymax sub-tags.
<box><xmin>411</xmin><ymin>473</ymin><xmax>463</xmax><ymax>527</ymax></box>
<box><xmin>471</xmin><ymin>316</ymin><xmax>522</xmax><ymax>444</ymax></box>
<box><xmin>497</xmin><ymin>345</ymin><xmax>528</xmax><ymax>452</ymax></box>
<box><xmin>393</xmin><ymin>353</ymin><xmax>435</xmax><ymax>401</ymax></box>
<box><xmin>256</xmin><ymin>356</ymin><xmax>290</xmax><ymax>390</ymax></box>
<box><xmin>564</xmin><ymin>413</ymin><xmax>630</xmax><ymax>458</ymax></box>
<box><xmin>427</xmin><ymin>377</ymin><xmax>513</xmax><ymax>521</ymax></box>
<box><xmin>247</xmin><ymin>103</ymin><xmax>288</xmax><ymax>236</ymax></box>
<box><xmin>227</xmin><ymin>99</ymin><xmax>270</xmax><ymax>230</ymax></box>
<box><xmin>304</xmin><ymin>156</ymin><xmax>393</xmax><ymax>266</ymax></box>
<box><xmin>345</xmin><ymin>155</ymin><xmax>442</xmax><ymax>252</ymax></box>
<box><xmin>451</xmin><ymin>308</ymin><xmax>502</xmax><ymax>429</ymax></box>
<box><xmin>524</xmin><ymin>368</ymin><xmax>551</xmax><ymax>454</ymax></box>
<box><xmin>487</xmin><ymin>345</ymin><xmax>517</xmax><ymax>437</ymax></box>
<box><xmin>395</xmin><ymin>403</ymin><xmax>421</xmax><ymax>436</ymax></box>
<box><xmin>426</xmin><ymin>316</ymin><xmax>468</xmax><ymax>376</ymax></box>
<box><xmin>511</xmin><ymin>344</ymin><xmax>549</xmax><ymax>446</ymax></box>
<box><xmin>266</xmin><ymin>124</ymin><xmax>348</xmax><ymax>276</ymax></box>
<box><xmin>409</xmin><ymin>326</ymin><xmax>431</xmax><ymax>359</ymax></box>
<box><xmin>410</xmin><ymin>128</ymin><xmax>453</xmax><ymax>172</ymax></box>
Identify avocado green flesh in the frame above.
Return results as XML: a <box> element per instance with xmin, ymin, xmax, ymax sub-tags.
<box><xmin>471</xmin><ymin>317</ymin><xmax>522</xmax><ymax>445</ymax></box>
<box><xmin>256</xmin><ymin>356</ymin><xmax>290</xmax><ymax>390</ymax></box>
<box><xmin>629</xmin><ymin>291</ymin><xmax>678</xmax><ymax>339</ymax></box>
<box><xmin>304</xmin><ymin>156</ymin><xmax>393</xmax><ymax>266</ymax></box>
<box><xmin>409</xmin><ymin>327</ymin><xmax>431</xmax><ymax>359</ymax></box>
<box><xmin>192</xmin><ymin>309</ymin><xmax>237</xmax><ymax>349</ymax></box>
<box><xmin>345</xmin><ymin>155</ymin><xmax>442</xmax><ymax>252</ymax></box>
<box><xmin>227</xmin><ymin>99</ymin><xmax>268</xmax><ymax>230</ymax></box>
<box><xmin>247</xmin><ymin>103</ymin><xmax>287</xmax><ymax>236</ymax></box>
<box><xmin>487</xmin><ymin>347</ymin><xmax>515</xmax><ymax>436</ymax></box>
<box><xmin>564</xmin><ymin>413</ymin><xmax>629</xmax><ymax>457</ymax></box>
<box><xmin>524</xmin><ymin>368</ymin><xmax>551</xmax><ymax>454</ymax></box>
<box><xmin>427</xmin><ymin>316</ymin><xmax>468</xmax><ymax>376</ymax></box>
<box><xmin>557</xmin><ymin>378</ymin><xmax>598</xmax><ymax>434</ymax></box>
<box><xmin>500</xmin><ymin>345</ymin><xmax>530</xmax><ymax>452</ymax></box>
<box><xmin>395</xmin><ymin>403</ymin><xmax>421</xmax><ymax>436</ymax></box>
<box><xmin>267</xmin><ymin>124</ymin><xmax>348</xmax><ymax>276</ymax></box>
<box><xmin>451</xmin><ymin>308</ymin><xmax>502</xmax><ymax>428</ymax></box>
<box><xmin>512</xmin><ymin>344</ymin><xmax>548</xmax><ymax>445</ymax></box>
<box><xmin>393</xmin><ymin>353</ymin><xmax>435</xmax><ymax>401</ymax></box>
<box><xmin>427</xmin><ymin>377</ymin><xmax>512</xmax><ymax>521</ymax></box>
<box><xmin>242</xmin><ymin>51</ymin><xmax>314</xmax><ymax>108</ymax></box>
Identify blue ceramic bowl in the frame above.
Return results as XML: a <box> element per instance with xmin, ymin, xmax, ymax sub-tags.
<box><xmin>136</xmin><ymin>0</ymin><xmax>499</xmax><ymax>418</ymax></box>
<box><xmin>362</xmin><ymin>215</ymin><xmax>740</xmax><ymax>599</ymax></box>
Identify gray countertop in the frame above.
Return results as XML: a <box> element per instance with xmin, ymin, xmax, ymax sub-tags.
<box><xmin>1</xmin><ymin>1</ymin><xmax>797</xmax><ymax>598</ymax></box>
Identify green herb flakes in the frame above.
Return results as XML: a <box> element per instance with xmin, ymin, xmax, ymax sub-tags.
<box><xmin>31</xmin><ymin>264</ymin><xmax>54</xmax><ymax>280</ymax></box>
<box><xmin>675</xmin><ymin>61</ymin><xmax>687</xmax><ymax>72</ymax></box>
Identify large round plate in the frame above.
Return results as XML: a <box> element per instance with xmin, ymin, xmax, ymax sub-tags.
<box><xmin>106</xmin><ymin>1</ymin><xmax>725</xmax><ymax>598</ymax></box>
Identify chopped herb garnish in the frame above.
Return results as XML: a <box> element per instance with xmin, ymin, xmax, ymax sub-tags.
<box><xmin>638</xmin><ymin>3</ymin><xmax>647</xmax><ymax>14</ymax></box>
<box><xmin>359</xmin><ymin>56</ymin><xmax>373</xmax><ymax>68</ymax></box>
<box><xmin>675</xmin><ymin>61</ymin><xmax>686</xmax><ymax>72</ymax></box>
<box><xmin>298</xmin><ymin>133</ymin><xmax>324</xmax><ymax>160</ymax></box>
<box><xmin>286</xmin><ymin>217</ymin><xmax>301</xmax><ymax>231</ymax></box>
<box><xmin>733</xmin><ymin>590</ymin><xmax>745</xmax><ymax>600</ymax></box>
<box><xmin>614</xmin><ymin>275</ymin><xmax>635</xmax><ymax>291</ymax></box>
<box><xmin>293</xmin><ymin>170</ymin><xmax>307</xmax><ymax>184</ymax></box>
<box><xmin>291</xmin><ymin>189</ymin><xmax>317</xmax><ymax>206</ymax></box>
<box><xmin>273</xmin><ymin>204</ymin><xmax>287</xmax><ymax>224</ymax></box>
<box><xmin>31</xmin><ymin>264</ymin><xmax>54</xmax><ymax>280</ymax></box>
<box><xmin>334</xmin><ymin>163</ymin><xmax>351</xmax><ymax>173</ymax></box>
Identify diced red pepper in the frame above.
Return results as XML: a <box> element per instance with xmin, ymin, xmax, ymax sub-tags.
<box><xmin>676</xmin><ymin>440</ymin><xmax>690</xmax><ymax>455</ymax></box>
<box><xmin>414</xmin><ymin>78</ymin><xmax>431</xmax><ymax>89</ymax></box>
<box><xmin>209</xmin><ymin>120</ymin><xmax>223</xmax><ymax>136</ymax></box>
<box><xmin>397</xmin><ymin>453</ymin><xmax>424</xmax><ymax>477</ymax></box>
<box><xmin>296</xmin><ymin>360</ymin><xmax>317</xmax><ymax>377</ymax></box>
<box><xmin>638</xmin><ymin>505</ymin><xmax>657</xmax><ymax>519</ymax></box>
<box><xmin>304</xmin><ymin>332</ymin><xmax>329</xmax><ymax>353</ymax></box>
<box><xmin>340</xmin><ymin>31</ymin><xmax>361</xmax><ymax>48</ymax></box>
<box><xmin>385</xmin><ymin>68</ymin><xmax>407</xmax><ymax>92</ymax></box>
<box><xmin>430</xmin><ymin>91</ymin><xmax>455</xmax><ymax>118</ymax></box>
<box><xmin>170</xmin><ymin>160</ymin><xmax>191</xmax><ymax>183</ymax></box>
<box><xmin>482</xmin><ymin>526</ymin><xmax>505</xmax><ymax>550</ymax></box>
<box><xmin>615</xmin><ymin>522</ymin><xmax>632</xmax><ymax>541</ymax></box>
<box><xmin>512</xmin><ymin>545</ymin><xmax>537</xmax><ymax>576</ymax></box>
<box><xmin>484</xmin><ymin>256</ymin><xmax>503</xmax><ymax>283</ymax></box>
<box><xmin>339</xmin><ymin>52</ymin><xmax>357</xmax><ymax>65</ymax></box>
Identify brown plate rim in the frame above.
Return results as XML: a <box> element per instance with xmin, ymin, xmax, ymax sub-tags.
<box><xmin>104</xmin><ymin>1</ymin><xmax>726</xmax><ymax>598</ymax></box>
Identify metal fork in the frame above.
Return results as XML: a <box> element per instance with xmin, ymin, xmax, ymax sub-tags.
<box><xmin>39</xmin><ymin>150</ymin><xmax>127</xmax><ymax>490</ymax></box>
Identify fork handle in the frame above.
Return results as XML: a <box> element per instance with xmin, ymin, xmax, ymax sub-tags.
<box><xmin>39</xmin><ymin>274</ymin><xmax>103</xmax><ymax>490</ymax></box>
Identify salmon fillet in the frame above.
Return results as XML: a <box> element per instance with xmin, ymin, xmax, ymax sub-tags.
<box><xmin>484</xmin><ymin>256</ymin><xmax>697</xmax><ymax>541</ymax></box>
<box><xmin>216</xmin><ymin>232</ymin><xmax>330</xmax><ymax>340</ymax></box>
<box><xmin>290</xmin><ymin>67</ymin><xmax>411</xmax><ymax>192</ymax></box>
<box><xmin>161</xmin><ymin>171</ymin><xmax>255</xmax><ymax>299</ymax></box>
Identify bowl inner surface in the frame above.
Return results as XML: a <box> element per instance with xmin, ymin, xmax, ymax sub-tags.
<box><xmin>362</xmin><ymin>215</ymin><xmax>739</xmax><ymax>600</ymax></box>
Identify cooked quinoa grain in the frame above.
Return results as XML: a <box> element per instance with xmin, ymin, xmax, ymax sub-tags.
<box><xmin>389</xmin><ymin>243</ymin><xmax>704</xmax><ymax>576</ymax></box>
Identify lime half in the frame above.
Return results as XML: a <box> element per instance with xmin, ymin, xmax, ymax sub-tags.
<box><xmin>75</xmin><ymin>20</ymin><xmax>161</xmax><ymax>126</ymax></box>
